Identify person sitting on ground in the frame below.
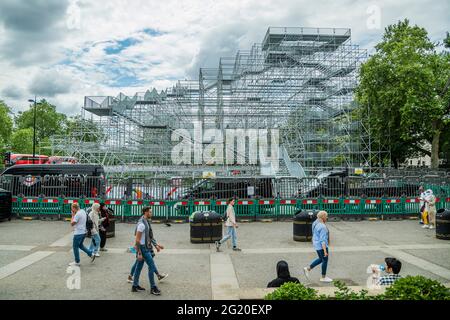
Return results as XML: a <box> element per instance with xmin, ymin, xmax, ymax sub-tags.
<box><xmin>267</xmin><ymin>260</ymin><xmax>300</xmax><ymax>288</ymax></box>
<box><xmin>373</xmin><ymin>257</ymin><xmax>402</xmax><ymax>286</ymax></box>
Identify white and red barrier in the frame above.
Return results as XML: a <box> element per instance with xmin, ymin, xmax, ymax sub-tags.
<box><xmin>323</xmin><ymin>199</ymin><xmax>339</xmax><ymax>204</ymax></box>
<box><xmin>259</xmin><ymin>200</ymin><xmax>275</xmax><ymax>205</ymax></box>
<box><xmin>280</xmin><ymin>199</ymin><xmax>296</xmax><ymax>205</ymax></box>
<box><xmin>302</xmin><ymin>199</ymin><xmax>318</xmax><ymax>205</ymax></box>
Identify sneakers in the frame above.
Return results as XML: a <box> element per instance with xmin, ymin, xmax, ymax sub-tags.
<box><xmin>215</xmin><ymin>241</ymin><xmax>221</xmax><ymax>252</ymax></box>
<box><xmin>150</xmin><ymin>286</ymin><xmax>161</xmax><ymax>295</ymax></box>
<box><xmin>428</xmin><ymin>225</ymin><xmax>434</xmax><ymax>229</ymax></box>
<box><xmin>127</xmin><ymin>275</ymin><xmax>133</xmax><ymax>283</ymax></box>
<box><xmin>94</xmin><ymin>253</ymin><xmax>100</xmax><ymax>257</ymax></box>
<box><xmin>90</xmin><ymin>254</ymin><xmax>96</xmax><ymax>263</ymax></box>
<box><xmin>320</xmin><ymin>277</ymin><xmax>333</xmax><ymax>283</ymax></box>
<box><xmin>232</xmin><ymin>247</ymin><xmax>242</xmax><ymax>251</ymax></box>
<box><xmin>100</xmin><ymin>248</ymin><xmax>108</xmax><ymax>252</ymax></box>
<box><xmin>68</xmin><ymin>262</ymin><xmax>80</xmax><ymax>266</ymax></box>
<box><xmin>157</xmin><ymin>273</ymin><xmax>168</xmax><ymax>282</ymax></box>
<box><xmin>131</xmin><ymin>285</ymin><xmax>146</xmax><ymax>292</ymax></box>
<box><xmin>422</xmin><ymin>224</ymin><xmax>429</xmax><ymax>229</ymax></box>
<box><xmin>303</xmin><ymin>267</ymin><xmax>310</xmax><ymax>280</ymax></box>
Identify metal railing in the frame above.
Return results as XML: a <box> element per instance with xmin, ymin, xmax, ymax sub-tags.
<box><xmin>1</xmin><ymin>174</ymin><xmax>449</xmax><ymax>200</ymax></box>
<box><xmin>11</xmin><ymin>195</ymin><xmax>450</xmax><ymax>221</ymax></box>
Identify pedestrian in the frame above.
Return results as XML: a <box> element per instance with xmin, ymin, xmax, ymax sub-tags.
<box><xmin>419</xmin><ymin>186</ymin><xmax>426</xmax><ymax>225</ymax></box>
<box><xmin>303</xmin><ymin>210</ymin><xmax>332</xmax><ymax>283</ymax></box>
<box><xmin>371</xmin><ymin>257</ymin><xmax>402</xmax><ymax>286</ymax></box>
<box><xmin>127</xmin><ymin>207</ymin><xmax>168</xmax><ymax>284</ymax></box>
<box><xmin>99</xmin><ymin>203</ymin><xmax>111</xmax><ymax>251</ymax></box>
<box><xmin>267</xmin><ymin>260</ymin><xmax>300</xmax><ymax>288</ymax></box>
<box><xmin>424</xmin><ymin>189</ymin><xmax>437</xmax><ymax>230</ymax></box>
<box><xmin>215</xmin><ymin>198</ymin><xmax>241</xmax><ymax>252</ymax></box>
<box><xmin>88</xmin><ymin>203</ymin><xmax>104</xmax><ymax>257</ymax></box>
<box><xmin>69</xmin><ymin>202</ymin><xmax>96</xmax><ymax>266</ymax></box>
<box><xmin>131</xmin><ymin>207</ymin><xmax>167</xmax><ymax>295</ymax></box>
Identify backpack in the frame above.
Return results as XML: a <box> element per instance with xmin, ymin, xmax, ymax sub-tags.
<box><xmin>222</xmin><ymin>210</ymin><xmax>228</xmax><ymax>222</ymax></box>
<box><xmin>85</xmin><ymin>209</ymin><xmax>94</xmax><ymax>232</ymax></box>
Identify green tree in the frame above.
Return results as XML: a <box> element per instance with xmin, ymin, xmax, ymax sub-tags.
<box><xmin>65</xmin><ymin>115</ymin><xmax>105</xmax><ymax>143</ymax></box>
<box><xmin>356</xmin><ymin>20</ymin><xmax>450</xmax><ymax>168</ymax></box>
<box><xmin>0</xmin><ymin>101</ymin><xmax>14</xmax><ymax>156</ymax></box>
<box><xmin>15</xmin><ymin>99</ymin><xmax>67</xmax><ymax>148</ymax></box>
<box><xmin>10</xmin><ymin>128</ymin><xmax>34</xmax><ymax>154</ymax></box>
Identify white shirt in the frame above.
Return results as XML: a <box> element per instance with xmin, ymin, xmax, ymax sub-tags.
<box><xmin>225</xmin><ymin>205</ymin><xmax>236</xmax><ymax>227</ymax></box>
<box><xmin>419</xmin><ymin>192</ymin><xmax>426</xmax><ymax>206</ymax></box>
<box><xmin>73</xmin><ymin>209</ymin><xmax>87</xmax><ymax>236</ymax></box>
<box><xmin>136</xmin><ymin>222</ymin><xmax>146</xmax><ymax>245</ymax></box>
<box><xmin>89</xmin><ymin>210</ymin><xmax>103</xmax><ymax>235</ymax></box>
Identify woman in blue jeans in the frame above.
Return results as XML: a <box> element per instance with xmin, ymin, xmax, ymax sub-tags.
<box><xmin>215</xmin><ymin>198</ymin><xmax>241</xmax><ymax>252</ymax></box>
<box><xmin>303</xmin><ymin>211</ymin><xmax>333</xmax><ymax>283</ymax></box>
<box><xmin>88</xmin><ymin>203</ymin><xmax>104</xmax><ymax>257</ymax></box>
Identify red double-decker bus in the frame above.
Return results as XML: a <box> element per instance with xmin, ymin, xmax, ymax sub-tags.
<box><xmin>45</xmin><ymin>156</ymin><xmax>78</xmax><ymax>164</ymax></box>
<box><xmin>9</xmin><ymin>154</ymin><xmax>49</xmax><ymax>166</ymax></box>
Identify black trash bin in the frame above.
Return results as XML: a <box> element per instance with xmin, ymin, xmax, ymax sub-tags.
<box><xmin>436</xmin><ymin>208</ymin><xmax>450</xmax><ymax>240</ymax></box>
<box><xmin>0</xmin><ymin>188</ymin><xmax>12</xmax><ymax>221</ymax></box>
<box><xmin>190</xmin><ymin>211</ymin><xmax>223</xmax><ymax>243</ymax></box>
<box><xmin>293</xmin><ymin>210</ymin><xmax>317</xmax><ymax>242</ymax></box>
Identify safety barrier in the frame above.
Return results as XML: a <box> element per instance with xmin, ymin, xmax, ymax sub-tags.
<box><xmin>8</xmin><ymin>196</ymin><xmax>448</xmax><ymax>221</ymax></box>
<box><xmin>3</xmin><ymin>174</ymin><xmax>449</xmax><ymax>199</ymax></box>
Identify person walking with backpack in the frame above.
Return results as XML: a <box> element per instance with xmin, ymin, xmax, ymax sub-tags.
<box><xmin>303</xmin><ymin>211</ymin><xmax>332</xmax><ymax>283</ymax></box>
<box><xmin>69</xmin><ymin>202</ymin><xmax>96</xmax><ymax>266</ymax></box>
<box><xmin>99</xmin><ymin>203</ymin><xmax>111</xmax><ymax>251</ymax></box>
<box><xmin>127</xmin><ymin>207</ymin><xmax>168</xmax><ymax>284</ymax></box>
<box><xmin>215</xmin><ymin>198</ymin><xmax>241</xmax><ymax>252</ymax></box>
<box><xmin>131</xmin><ymin>207</ymin><xmax>166</xmax><ymax>295</ymax></box>
<box><xmin>88</xmin><ymin>203</ymin><xmax>104</xmax><ymax>257</ymax></box>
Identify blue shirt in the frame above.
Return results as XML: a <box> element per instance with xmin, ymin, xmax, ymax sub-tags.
<box><xmin>312</xmin><ymin>219</ymin><xmax>329</xmax><ymax>251</ymax></box>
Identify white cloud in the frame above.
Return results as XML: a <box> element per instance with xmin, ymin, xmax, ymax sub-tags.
<box><xmin>0</xmin><ymin>0</ymin><xmax>448</xmax><ymax>116</ymax></box>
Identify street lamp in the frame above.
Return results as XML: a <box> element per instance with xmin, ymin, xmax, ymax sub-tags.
<box><xmin>27</xmin><ymin>96</ymin><xmax>37</xmax><ymax>164</ymax></box>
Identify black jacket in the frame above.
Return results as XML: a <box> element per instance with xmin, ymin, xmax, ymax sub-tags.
<box><xmin>267</xmin><ymin>260</ymin><xmax>300</xmax><ymax>288</ymax></box>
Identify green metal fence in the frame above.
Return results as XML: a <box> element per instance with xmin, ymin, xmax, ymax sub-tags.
<box><xmin>11</xmin><ymin>195</ymin><xmax>450</xmax><ymax>221</ymax></box>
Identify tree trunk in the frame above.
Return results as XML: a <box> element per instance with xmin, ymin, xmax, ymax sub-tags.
<box><xmin>431</xmin><ymin>122</ymin><xmax>441</xmax><ymax>169</ymax></box>
<box><xmin>393</xmin><ymin>158</ymin><xmax>398</xmax><ymax>169</ymax></box>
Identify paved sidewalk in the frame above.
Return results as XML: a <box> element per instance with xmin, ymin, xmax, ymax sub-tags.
<box><xmin>0</xmin><ymin>219</ymin><xmax>449</xmax><ymax>299</ymax></box>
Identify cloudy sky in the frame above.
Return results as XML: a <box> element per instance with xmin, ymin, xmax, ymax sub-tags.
<box><xmin>0</xmin><ymin>0</ymin><xmax>449</xmax><ymax>116</ymax></box>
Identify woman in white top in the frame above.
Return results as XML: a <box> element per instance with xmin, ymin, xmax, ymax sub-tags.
<box><xmin>424</xmin><ymin>189</ymin><xmax>437</xmax><ymax>230</ymax></box>
<box><xmin>89</xmin><ymin>203</ymin><xmax>105</xmax><ymax>257</ymax></box>
<box><xmin>215</xmin><ymin>198</ymin><xmax>241</xmax><ymax>251</ymax></box>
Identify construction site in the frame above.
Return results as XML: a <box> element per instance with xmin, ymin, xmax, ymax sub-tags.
<box><xmin>50</xmin><ymin>27</ymin><xmax>386</xmax><ymax>178</ymax></box>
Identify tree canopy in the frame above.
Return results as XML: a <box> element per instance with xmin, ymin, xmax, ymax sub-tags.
<box><xmin>0</xmin><ymin>101</ymin><xmax>13</xmax><ymax>156</ymax></box>
<box><xmin>10</xmin><ymin>128</ymin><xmax>34</xmax><ymax>154</ymax></box>
<box><xmin>356</xmin><ymin>19</ymin><xmax>450</xmax><ymax>168</ymax></box>
<box><xmin>15</xmin><ymin>99</ymin><xmax>67</xmax><ymax>145</ymax></box>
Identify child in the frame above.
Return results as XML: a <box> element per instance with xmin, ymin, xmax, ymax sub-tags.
<box><xmin>372</xmin><ymin>257</ymin><xmax>402</xmax><ymax>286</ymax></box>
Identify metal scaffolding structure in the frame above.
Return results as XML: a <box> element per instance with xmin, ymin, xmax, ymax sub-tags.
<box><xmin>51</xmin><ymin>27</ymin><xmax>386</xmax><ymax>177</ymax></box>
